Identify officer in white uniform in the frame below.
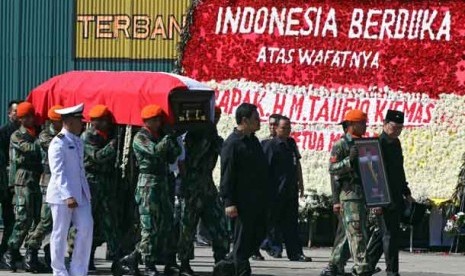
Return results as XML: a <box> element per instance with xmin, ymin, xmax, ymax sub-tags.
<box><xmin>46</xmin><ymin>103</ymin><xmax>93</xmax><ymax>276</ymax></box>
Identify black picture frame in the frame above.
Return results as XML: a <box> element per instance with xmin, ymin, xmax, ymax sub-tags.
<box><xmin>354</xmin><ymin>138</ymin><xmax>392</xmax><ymax>207</ymax></box>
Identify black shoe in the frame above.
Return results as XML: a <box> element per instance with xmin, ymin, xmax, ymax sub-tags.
<box><xmin>24</xmin><ymin>249</ymin><xmax>39</xmax><ymax>272</ymax></box>
<box><xmin>289</xmin><ymin>254</ymin><xmax>312</xmax><ymax>262</ymax></box>
<box><xmin>251</xmin><ymin>252</ymin><xmax>265</xmax><ymax>261</ymax></box>
<box><xmin>88</xmin><ymin>260</ymin><xmax>97</xmax><ymax>271</ymax></box>
<box><xmin>88</xmin><ymin>246</ymin><xmax>97</xmax><ymax>271</ymax></box>
<box><xmin>119</xmin><ymin>250</ymin><xmax>140</xmax><ymax>275</ymax></box>
<box><xmin>213</xmin><ymin>259</ymin><xmax>235</xmax><ymax>276</ymax></box>
<box><xmin>180</xmin><ymin>260</ymin><xmax>195</xmax><ymax>276</ymax></box>
<box><xmin>164</xmin><ymin>262</ymin><xmax>180</xmax><ymax>276</ymax></box>
<box><xmin>267</xmin><ymin>250</ymin><xmax>282</xmax><ymax>259</ymax></box>
<box><xmin>2</xmin><ymin>249</ymin><xmax>17</xmax><ymax>272</ymax></box>
<box><xmin>112</xmin><ymin>259</ymin><xmax>141</xmax><ymax>276</ymax></box>
<box><xmin>264</xmin><ymin>249</ymin><xmax>280</xmax><ymax>258</ymax></box>
<box><xmin>144</xmin><ymin>261</ymin><xmax>159</xmax><ymax>276</ymax></box>
<box><xmin>25</xmin><ymin>248</ymin><xmax>46</xmax><ymax>273</ymax></box>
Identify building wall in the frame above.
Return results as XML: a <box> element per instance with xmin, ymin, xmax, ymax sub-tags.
<box><xmin>0</xmin><ymin>0</ymin><xmax>185</xmax><ymax>123</ymax></box>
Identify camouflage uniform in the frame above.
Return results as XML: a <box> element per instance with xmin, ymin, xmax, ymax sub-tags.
<box><xmin>323</xmin><ymin>177</ymin><xmax>350</xmax><ymax>275</ymax></box>
<box><xmin>7</xmin><ymin>126</ymin><xmax>43</xmax><ymax>250</ymax></box>
<box><xmin>25</xmin><ymin>124</ymin><xmax>58</xmax><ymax>250</ymax></box>
<box><xmin>81</xmin><ymin>125</ymin><xmax>120</xmax><ymax>255</ymax></box>
<box><xmin>132</xmin><ymin>128</ymin><xmax>180</xmax><ymax>264</ymax></box>
<box><xmin>178</xmin><ymin>130</ymin><xmax>229</xmax><ymax>263</ymax></box>
<box><xmin>329</xmin><ymin>133</ymin><xmax>371</xmax><ymax>275</ymax></box>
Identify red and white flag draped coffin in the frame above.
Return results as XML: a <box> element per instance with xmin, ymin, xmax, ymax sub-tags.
<box><xmin>26</xmin><ymin>70</ymin><xmax>215</xmax><ymax>127</ymax></box>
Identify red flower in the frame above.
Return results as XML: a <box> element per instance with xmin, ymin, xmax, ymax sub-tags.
<box><xmin>182</xmin><ymin>0</ymin><xmax>465</xmax><ymax>98</ymax></box>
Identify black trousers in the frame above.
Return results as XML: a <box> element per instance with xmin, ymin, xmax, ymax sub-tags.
<box><xmin>231</xmin><ymin>211</ymin><xmax>267</xmax><ymax>276</ymax></box>
<box><xmin>269</xmin><ymin>197</ymin><xmax>303</xmax><ymax>258</ymax></box>
<box><xmin>0</xmin><ymin>189</ymin><xmax>15</xmax><ymax>254</ymax></box>
<box><xmin>366</xmin><ymin>208</ymin><xmax>401</xmax><ymax>275</ymax></box>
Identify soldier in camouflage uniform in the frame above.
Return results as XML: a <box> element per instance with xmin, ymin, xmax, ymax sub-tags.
<box><xmin>25</xmin><ymin>105</ymin><xmax>63</xmax><ymax>272</ymax></box>
<box><xmin>328</xmin><ymin>109</ymin><xmax>372</xmax><ymax>276</ymax></box>
<box><xmin>121</xmin><ymin>104</ymin><xmax>181</xmax><ymax>276</ymax></box>
<box><xmin>178</xmin><ymin>107</ymin><xmax>229</xmax><ymax>276</ymax></box>
<box><xmin>1</xmin><ymin>102</ymin><xmax>44</xmax><ymax>272</ymax></box>
<box><xmin>81</xmin><ymin>105</ymin><xmax>121</xmax><ymax>270</ymax></box>
<box><xmin>320</xmin><ymin>177</ymin><xmax>351</xmax><ymax>276</ymax></box>
<box><xmin>321</xmin><ymin>123</ymin><xmax>351</xmax><ymax>276</ymax></box>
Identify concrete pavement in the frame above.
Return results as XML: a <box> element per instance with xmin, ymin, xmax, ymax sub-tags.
<box><xmin>0</xmin><ymin>245</ymin><xmax>463</xmax><ymax>275</ymax></box>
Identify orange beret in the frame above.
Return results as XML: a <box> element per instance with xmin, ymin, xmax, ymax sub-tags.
<box><xmin>343</xmin><ymin>109</ymin><xmax>367</xmax><ymax>122</ymax></box>
<box><xmin>141</xmin><ymin>105</ymin><xmax>163</xmax><ymax>120</ymax></box>
<box><xmin>89</xmin><ymin>104</ymin><xmax>110</xmax><ymax>119</ymax></box>
<box><xmin>215</xmin><ymin>106</ymin><xmax>222</xmax><ymax>115</ymax></box>
<box><xmin>48</xmin><ymin>105</ymin><xmax>63</xmax><ymax>121</ymax></box>
<box><xmin>17</xmin><ymin>102</ymin><xmax>35</xmax><ymax>118</ymax></box>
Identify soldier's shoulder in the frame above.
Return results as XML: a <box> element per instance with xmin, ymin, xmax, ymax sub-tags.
<box><xmin>134</xmin><ymin>129</ymin><xmax>146</xmax><ymax>138</ymax></box>
<box><xmin>39</xmin><ymin>128</ymin><xmax>52</xmax><ymax>138</ymax></box>
<box><xmin>332</xmin><ymin>137</ymin><xmax>345</xmax><ymax>146</ymax></box>
<box><xmin>81</xmin><ymin>128</ymin><xmax>98</xmax><ymax>140</ymax></box>
<box><xmin>331</xmin><ymin>136</ymin><xmax>348</xmax><ymax>150</ymax></box>
<box><xmin>10</xmin><ymin>129</ymin><xmax>23</xmax><ymax>141</ymax></box>
<box><xmin>134</xmin><ymin>129</ymin><xmax>150</xmax><ymax>143</ymax></box>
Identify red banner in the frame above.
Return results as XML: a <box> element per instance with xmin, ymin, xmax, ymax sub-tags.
<box><xmin>183</xmin><ymin>0</ymin><xmax>465</xmax><ymax>97</ymax></box>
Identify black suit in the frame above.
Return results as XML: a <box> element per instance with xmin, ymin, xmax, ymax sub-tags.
<box><xmin>0</xmin><ymin>120</ymin><xmax>19</xmax><ymax>254</ymax></box>
<box><xmin>262</xmin><ymin>137</ymin><xmax>303</xmax><ymax>258</ymax></box>
<box><xmin>366</xmin><ymin>132</ymin><xmax>412</xmax><ymax>275</ymax></box>
<box><xmin>220</xmin><ymin>129</ymin><xmax>269</xmax><ymax>275</ymax></box>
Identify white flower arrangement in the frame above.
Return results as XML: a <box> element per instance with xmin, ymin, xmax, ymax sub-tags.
<box><xmin>444</xmin><ymin>212</ymin><xmax>465</xmax><ymax>234</ymax></box>
<box><xmin>210</xmin><ymin>79</ymin><xmax>465</xmax><ymax>200</ymax></box>
<box><xmin>298</xmin><ymin>189</ymin><xmax>332</xmax><ymax>223</ymax></box>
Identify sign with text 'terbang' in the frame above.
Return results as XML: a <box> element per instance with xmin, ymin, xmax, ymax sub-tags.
<box><xmin>75</xmin><ymin>0</ymin><xmax>189</xmax><ymax>59</ymax></box>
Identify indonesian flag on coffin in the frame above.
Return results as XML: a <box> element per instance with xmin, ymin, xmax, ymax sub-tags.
<box><xmin>26</xmin><ymin>71</ymin><xmax>215</xmax><ymax>126</ymax></box>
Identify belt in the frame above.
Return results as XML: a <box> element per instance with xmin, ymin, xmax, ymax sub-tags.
<box><xmin>139</xmin><ymin>169</ymin><xmax>167</xmax><ymax>176</ymax></box>
<box><xmin>17</xmin><ymin>166</ymin><xmax>43</xmax><ymax>174</ymax></box>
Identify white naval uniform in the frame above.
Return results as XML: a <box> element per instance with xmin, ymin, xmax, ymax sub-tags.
<box><xmin>46</xmin><ymin>128</ymin><xmax>93</xmax><ymax>276</ymax></box>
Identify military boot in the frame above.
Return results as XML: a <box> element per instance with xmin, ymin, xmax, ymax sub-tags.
<box><xmin>180</xmin><ymin>260</ymin><xmax>195</xmax><ymax>276</ymax></box>
<box><xmin>213</xmin><ymin>259</ymin><xmax>235</xmax><ymax>276</ymax></box>
<box><xmin>24</xmin><ymin>248</ymin><xmax>42</xmax><ymax>272</ymax></box>
<box><xmin>164</xmin><ymin>254</ymin><xmax>180</xmax><ymax>276</ymax></box>
<box><xmin>1</xmin><ymin>248</ymin><xmax>17</xmax><ymax>272</ymax></box>
<box><xmin>144</xmin><ymin>261</ymin><xmax>160</xmax><ymax>276</ymax></box>
<box><xmin>117</xmin><ymin>250</ymin><xmax>140</xmax><ymax>275</ymax></box>
<box><xmin>12</xmin><ymin>248</ymin><xmax>24</xmax><ymax>262</ymax></box>
<box><xmin>43</xmin><ymin>244</ymin><xmax>52</xmax><ymax>272</ymax></box>
<box><xmin>88</xmin><ymin>246</ymin><xmax>97</xmax><ymax>271</ymax></box>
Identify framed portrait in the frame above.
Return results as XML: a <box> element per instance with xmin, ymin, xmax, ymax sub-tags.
<box><xmin>354</xmin><ymin>138</ymin><xmax>392</xmax><ymax>207</ymax></box>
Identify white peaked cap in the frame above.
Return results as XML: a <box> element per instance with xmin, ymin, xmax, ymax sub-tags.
<box><xmin>55</xmin><ymin>103</ymin><xmax>84</xmax><ymax>117</ymax></box>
